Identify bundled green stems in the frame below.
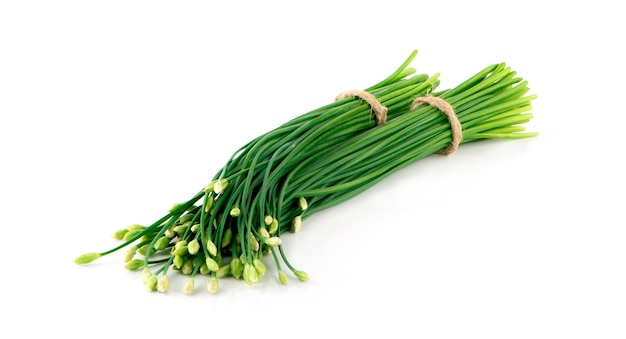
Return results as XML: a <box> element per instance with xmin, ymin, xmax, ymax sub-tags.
<box><xmin>75</xmin><ymin>51</ymin><xmax>536</xmax><ymax>294</ymax></box>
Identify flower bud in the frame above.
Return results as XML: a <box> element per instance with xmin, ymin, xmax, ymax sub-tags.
<box><xmin>207</xmin><ymin>277</ymin><xmax>219</xmax><ymax>294</ymax></box>
<box><xmin>200</xmin><ymin>263</ymin><xmax>210</xmax><ymax>275</ymax></box>
<box><xmin>204</xmin><ymin>197</ymin><xmax>214</xmax><ymax>213</ymax></box>
<box><xmin>173</xmin><ymin>255</ymin><xmax>184</xmax><ymax>269</ymax></box>
<box><xmin>213</xmin><ymin>179</ymin><xmax>229</xmax><ymax>194</ymax></box>
<box><xmin>230</xmin><ymin>258</ymin><xmax>243</xmax><ymax>279</ymax></box>
<box><xmin>111</xmin><ymin>229</ymin><xmax>128</xmax><ymax>240</ymax></box>
<box><xmin>183</xmin><ymin>278</ymin><xmax>195</xmax><ymax>295</ymax></box>
<box><xmin>146</xmin><ymin>274</ymin><xmax>157</xmax><ymax>291</ymax></box>
<box><xmin>269</xmin><ymin>219</ymin><xmax>279</xmax><ymax>234</ymax></box>
<box><xmin>190</xmin><ymin>223</ymin><xmax>200</xmax><ymax>233</ymax></box>
<box><xmin>291</xmin><ymin>216</ymin><xmax>302</xmax><ymax>233</ymax></box>
<box><xmin>253</xmin><ymin>259</ymin><xmax>267</xmax><ymax>277</ymax></box>
<box><xmin>169</xmin><ymin>203</ymin><xmax>182</xmax><ymax>213</ymax></box>
<box><xmin>258</xmin><ymin>227</ymin><xmax>270</xmax><ymax>239</ymax></box>
<box><xmin>264</xmin><ymin>236</ymin><xmax>282</xmax><ymax>247</ymax></box>
<box><xmin>179</xmin><ymin>213</ymin><xmax>195</xmax><ymax>224</ymax></box>
<box><xmin>125</xmin><ymin>259</ymin><xmax>144</xmax><ymax>271</ymax></box>
<box><xmin>294</xmin><ymin>270</ymin><xmax>309</xmax><ymax>282</ymax></box>
<box><xmin>203</xmin><ymin>181</ymin><xmax>215</xmax><ymax>193</ymax></box>
<box><xmin>243</xmin><ymin>263</ymin><xmax>259</xmax><ymax>286</ymax></box>
<box><xmin>181</xmin><ymin>260</ymin><xmax>193</xmax><ymax>275</ymax></box>
<box><xmin>137</xmin><ymin>244</ymin><xmax>150</xmax><ymax>256</ymax></box>
<box><xmin>157</xmin><ymin>276</ymin><xmax>170</xmax><ymax>293</ymax></box>
<box><xmin>154</xmin><ymin>236</ymin><xmax>170</xmax><ymax>251</ymax></box>
<box><xmin>165</xmin><ymin>227</ymin><xmax>175</xmax><ymax>238</ymax></box>
<box><xmin>216</xmin><ymin>265</ymin><xmax>230</xmax><ymax>278</ymax></box>
<box><xmin>188</xmin><ymin>239</ymin><xmax>200</xmax><ymax>255</ymax></box>
<box><xmin>230</xmin><ymin>207</ymin><xmax>241</xmax><ymax>217</ymax></box>
<box><xmin>278</xmin><ymin>271</ymin><xmax>289</xmax><ymax>285</ymax></box>
<box><xmin>264</xmin><ymin>215</ymin><xmax>273</xmax><ymax>226</ymax></box>
<box><xmin>126</xmin><ymin>224</ymin><xmax>146</xmax><ymax>231</ymax></box>
<box><xmin>170</xmin><ymin>245</ymin><xmax>188</xmax><ymax>256</ymax></box>
<box><xmin>122</xmin><ymin>229</ymin><xmax>142</xmax><ymax>241</ymax></box>
<box><xmin>142</xmin><ymin>267</ymin><xmax>151</xmax><ymax>283</ymax></box>
<box><xmin>298</xmin><ymin>197</ymin><xmax>308</xmax><ymax>211</ymax></box>
<box><xmin>250</xmin><ymin>234</ymin><xmax>259</xmax><ymax>252</ymax></box>
<box><xmin>74</xmin><ymin>252</ymin><xmax>101</xmax><ymax>265</ymax></box>
<box><xmin>123</xmin><ymin>246</ymin><xmax>137</xmax><ymax>262</ymax></box>
<box><xmin>205</xmin><ymin>257</ymin><xmax>219</xmax><ymax>272</ymax></box>
<box><xmin>222</xmin><ymin>228</ymin><xmax>232</xmax><ymax>248</ymax></box>
<box><xmin>206</xmin><ymin>240</ymin><xmax>218</xmax><ymax>257</ymax></box>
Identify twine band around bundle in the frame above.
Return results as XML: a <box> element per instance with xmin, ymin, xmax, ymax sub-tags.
<box><xmin>335</xmin><ymin>90</ymin><xmax>388</xmax><ymax>125</ymax></box>
<box><xmin>410</xmin><ymin>96</ymin><xmax>462</xmax><ymax>155</ymax></box>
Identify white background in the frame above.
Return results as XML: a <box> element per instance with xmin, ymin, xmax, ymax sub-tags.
<box><xmin>1</xmin><ymin>1</ymin><xmax>624</xmax><ymax>338</ymax></box>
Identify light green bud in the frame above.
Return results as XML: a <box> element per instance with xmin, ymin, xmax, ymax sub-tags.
<box><xmin>264</xmin><ymin>215</ymin><xmax>273</xmax><ymax>226</ymax></box>
<box><xmin>183</xmin><ymin>278</ymin><xmax>195</xmax><ymax>295</ymax></box>
<box><xmin>200</xmin><ymin>263</ymin><xmax>210</xmax><ymax>275</ymax></box>
<box><xmin>122</xmin><ymin>229</ymin><xmax>142</xmax><ymax>241</ymax></box>
<box><xmin>278</xmin><ymin>271</ymin><xmax>289</xmax><ymax>285</ymax></box>
<box><xmin>154</xmin><ymin>236</ymin><xmax>170</xmax><ymax>251</ymax></box>
<box><xmin>142</xmin><ymin>267</ymin><xmax>151</xmax><ymax>283</ymax></box>
<box><xmin>258</xmin><ymin>227</ymin><xmax>270</xmax><ymax>239</ymax></box>
<box><xmin>291</xmin><ymin>216</ymin><xmax>302</xmax><ymax>233</ymax></box>
<box><xmin>216</xmin><ymin>265</ymin><xmax>230</xmax><ymax>278</ymax></box>
<box><xmin>74</xmin><ymin>252</ymin><xmax>101</xmax><ymax>265</ymax></box>
<box><xmin>230</xmin><ymin>258</ymin><xmax>243</xmax><ymax>279</ymax></box>
<box><xmin>157</xmin><ymin>276</ymin><xmax>170</xmax><ymax>293</ymax></box>
<box><xmin>173</xmin><ymin>255</ymin><xmax>184</xmax><ymax>269</ymax></box>
<box><xmin>137</xmin><ymin>244</ymin><xmax>150</xmax><ymax>256</ymax></box>
<box><xmin>264</xmin><ymin>236</ymin><xmax>282</xmax><ymax>247</ymax></box>
<box><xmin>123</xmin><ymin>246</ymin><xmax>137</xmax><ymax>262</ymax></box>
<box><xmin>165</xmin><ymin>227</ymin><xmax>175</xmax><ymax>238</ymax></box>
<box><xmin>170</xmin><ymin>245</ymin><xmax>188</xmax><ymax>256</ymax></box>
<box><xmin>179</xmin><ymin>213</ymin><xmax>195</xmax><ymax>224</ymax></box>
<box><xmin>126</xmin><ymin>224</ymin><xmax>147</xmax><ymax>231</ymax></box>
<box><xmin>294</xmin><ymin>270</ymin><xmax>309</xmax><ymax>282</ymax></box>
<box><xmin>299</xmin><ymin>197</ymin><xmax>308</xmax><ymax>211</ymax></box>
<box><xmin>190</xmin><ymin>223</ymin><xmax>200</xmax><ymax>233</ymax></box>
<box><xmin>205</xmin><ymin>257</ymin><xmax>219</xmax><ymax>272</ymax></box>
<box><xmin>213</xmin><ymin>179</ymin><xmax>229</xmax><ymax>194</ymax></box>
<box><xmin>111</xmin><ymin>229</ymin><xmax>128</xmax><ymax>240</ymax></box>
<box><xmin>146</xmin><ymin>274</ymin><xmax>157</xmax><ymax>291</ymax></box>
<box><xmin>221</xmin><ymin>228</ymin><xmax>232</xmax><ymax>248</ymax></box>
<box><xmin>181</xmin><ymin>260</ymin><xmax>193</xmax><ymax>275</ymax></box>
<box><xmin>204</xmin><ymin>197</ymin><xmax>214</xmax><ymax>213</ymax></box>
<box><xmin>172</xmin><ymin>223</ymin><xmax>190</xmax><ymax>234</ymax></box>
<box><xmin>230</xmin><ymin>207</ymin><xmax>241</xmax><ymax>217</ymax></box>
<box><xmin>206</xmin><ymin>240</ymin><xmax>217</xmax><ymax>257</ymax></box>
<box><xmin>243</xmin><ymin>263</ymin><xmax>259</xmax><ymax>286</ymax></box>
<box><xmin>125</xmin><ymin>259</ymin><xmax>144</xmax><ymax>271</ymax></box>
<box><xmin>203</xmin><ymin>181</ymin><xmax>215</xmax><ymax>193</ymax></box>
<box><xmin>188</xmin><ymin>239</ymin><xmax>200</xmax><ymax>255</ymax></box>
<box><xmin>269</xmin><ymin>219</ymin><xmax>279</xmax><ymax>234</ymax></box>
<box><xmin>253</xmin><ymin>259</ymin><xmax>267</xmax><ymax>277</ymax></box>
<box><xmin>207</xmin><ymin>277</ymin><xmax>219</xmax><ymax>294</ymax></box>
<box><xmin>250</xmin><ymin>234</ymin><xmax>259</xmax><ymax>252</ymax></box>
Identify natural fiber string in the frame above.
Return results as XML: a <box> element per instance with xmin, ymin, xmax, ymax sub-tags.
<box><xmin>335</xmin><ymin>90</ymin><xmax>388</xmax><ymax>125</ymax></box>
<box><xmin>410</xmin><ymin>96</ymin><xmax>462</xmax><ymax>155</ymax></box>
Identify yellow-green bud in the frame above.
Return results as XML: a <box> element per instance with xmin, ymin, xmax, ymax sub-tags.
<box><xmin>243</xmin><ymin>263</ymin><xmax>259</xmax><ymax>286</ymax></box>
<box><xmin>222</xmin><ymin>228</ymin><xmax>232</xmax><ymax>248</ymax></box>
<box><xmin>291</xmin><ymin>216</ymin><xmax>302</xmax><ymax>233</ymax></box>
<box><xmin>253</xmin><ymin>259</ymin><xmax>267</xmax><ymax>277</ymax></box>
<box><xmin>264</xmin><ymin>215</ymin><xmax>273</xmax><ymax>226</ymax></box>
<box><xmin>203</xmin><ymin>181</ymin><xmax>215</xmax><ymax>193</ymax></box>
<box><xmin>165</xmin><ymin>227</ymin><xmax>175</xmax><ymax>238</ymax></box>
<box><xmin>207</xmin><ymin>277</ymin><xmax>219</xmax><ymax>294</ymax></box>
<box><xmin>294</xmin><ymin>270</ymin><xmax>309</xmax><ymax>282</ymax></box>
<box><xmin>190</xmin><ymin>223</ymin><xmax>200</xmax><ymax>233</ymax></box>
<box><xmin>299</xmin><ymin>197</ymin><xmax>308</xmax><ymax>211</ymax></box>
<box><xmin>125</xmin><ymin>259</ymin><xmax>144</xmax><ymax>271</ymax></box>
<box><xmin>146</xmin><ymin>274</ymin><xmax>157</xmax><ymax>291</ymax></box>
<box><xmin>230</xmin><ymin>258</ymin><xmax>243</xmax><ymax>279</ymax></box>
<box><xmin>213</xmin><ymin>179</ymin><xmax>229</xmax><ymax>194</ymax></box>
<box><xmin>154</xmin><ymin>236</ymin><xmax>170</xmax><ymax>251</ymax></box>
<box><xmin>123</xmin><ymin>246</ymin><xmax>137</xmax><ymax>262</ymax></box>
<box><xmin>188</xmin><ymin>239</ymin><xmax>200</xmax><ymax>255</ymax></box>
<box><xmin>278</xmin><ymin>271</ymin><xmax>289</xmax><ymax>285</ymax></box>
<box><xmin>126</xmin><ymin>224</ymin><xmax>146</xmax><ymax>231</ymax></box>
<box><xmin>206</xmin><ymin>240</ymin><xmax>217</xmax><ymax>257</ymax></box>
<box><xmin>142</xmin><ymin>267</ymin><xmax>151</xmax><ymax>283</ymax></box>
<box><xmin>169</xmin><ymin>203</ymin><xmax>182</xmax><ymax>213</ymax></box>
<box><xmin>74</xmin><ymin>252</ymin><xmax>101</xmax><ymax>265</ymax></box>
<box><xmin>230</xmin><ymin>207</ymin><xmax>241</xmax><ymax>217</ymax></box>
<box><xmin>250</xmin><ymin>234</ymin><xmax>259</xmax><ymax>252</ymax></box>
<box><xmin>259</xmin><ymin>227</ymin><xmax>270</xmax><ymax>239</ymax></box>
<box><xmin>173</xmin><ymin>223</ymin><xmax>190</xmax><ymax>234</ymax></box>
<box><xmin>264</xmin><ymin>236</ymin><xmax>282</xmax><ymax>247</ymax></box>
<box><xmin>181</xmin><ymin>260</ymin><xmax>193</xmax><ymax>275</ymax></box>
<box><xmin>157</xmin><ymin>276</ymin><xmax>170</xmax><ymax>293</ymax></box>
<box><xmin>179</xmin><ymin>213</ymin><xmax>195</xmax><ymax>224</ymax></box>
<box><xmin>269</xmin><ymin>219</ymin><xmax>279</xmax><ymax>234</ymax></box>
<box><xmin>204</xmin><ymin>197</ymin><xmax>214</xmax><ymax>213</ymax></box>
<box><xmin>111</xmin><ymin>229</ymin><xmax>128</xmax><ymax>240</ymax></box>
<box><xmin>216</xmin><ymin>265</ymin><xmax>230</xmax><ymax>278</ymax></box>
<box><xmin>183</xmin><ymin>278</ymin><xmax>195</xmax><ymax>295</ymax></box>
<box><xmin>205</xmin><ymin>257</ymin><xmax>219</xmax><ymax>272</ymax></box>
<box><xmin>173</xmin><ymin>255</ymin><xmax>184</xmax><ymax>269</ymax></box>
<box><xmin>122</xmin><ymin>229</ymin><xmax>142</xmax><ymax>241</ymax></box>
<box><xmin>200</xmin><ymin>263</ymin><xmax>210</xmax><ymax>275</ymax></box>
<box><xmin>137</xmin><ymin>244</ymin><xmax>150</xmax><ymax>256</ymax></box>
<box><xmin>171</xmin><ymin>245</ymin><xmax>188</xmax><ymax>256</ymax></box>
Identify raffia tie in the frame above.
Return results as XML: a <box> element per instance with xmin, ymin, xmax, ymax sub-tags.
<box><xmin>335</xmin><ymin>90</ymin><xmax>388</xmax><ymax>125</ymax></box>
<box><xmin>410</xmin><ymin>96</ymin><xmax>462</xmax><ymax>155</ymax></box>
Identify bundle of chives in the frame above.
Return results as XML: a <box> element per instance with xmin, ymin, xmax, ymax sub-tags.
<box><xmin>75</xmin><ymin>51</ymin><xmax>536</xmax><ymax>294</ymax></box>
